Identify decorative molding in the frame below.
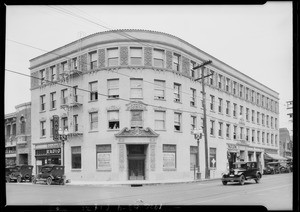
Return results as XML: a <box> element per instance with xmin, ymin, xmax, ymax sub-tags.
<box><xmin>166</xmin><ymin>50</ymin><xmax>173</xmax><ymax>70</ymax></box>
<box><xmin>98</xmin><ymin>49</ymin><xmax>105</xmax><ymax>68</ymax></box>
<box><xmin>150</xmin><ymin>143</ymin><xmax>156</xmax><ymax>171</ymax></box>
<box><xmin>115</xmin><ymin>127</ymin><xmax>159</xmax><ymax>137</ymax></box>
<box><xmin>181</xmin><ymin>56</ymin><xmax>190</xmax><ymax>77</ymax></box>
<box><xmin>88</xmin><ymin>108</ymin><xmax>99</xmax><ymax>113</ymax></box>
<box><xmin>106</xmin><ymin>105</ymin><xmax>120</xmax><ymax>111</ymax></box>
<box><xmin>126</xmin><ymin>101</ymin><xmax>147</xmax><ymax>111</ymax></box>
<box><xmin>144</xmin><ymin>47</ymin><xmax>152</xmax><ymax>66</ymax></box>
<box><xmin>153</xmin><ymin>106</ymin><xmax>167</xmax><ymax>111</ymax></box>
<box><xmin>119</xmin><ymin>144</ymin><xmax>125</xmax><ymax>172</ymax></box>
<box><xmin>120</xmin><ymin>46</ymin><xmax>128</xmax><ymax>66</ymax></box>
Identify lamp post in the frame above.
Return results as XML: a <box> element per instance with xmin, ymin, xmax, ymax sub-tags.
<box><xmin>193</xmin><ymin>60</ymin><xmax>212</xmax><ymax>179</ymax></box>
<box><xmin>58</xmin><ymin>128</ymin><xmax>69</xmax><ymax>170</ymax></box>
<box><xmin>193</xmin><ymin>128</ymin><xmax>203</xmax><ymax>179</ymax></box>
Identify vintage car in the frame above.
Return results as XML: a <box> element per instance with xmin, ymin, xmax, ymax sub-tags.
<box><xmin>6</xmin><ymin>165</ymin><xmax>33</xmax><ymax>183</ymax></box>
<box><xmin>32</xmin><ymin>164</ymin><xmax>65</xmax><ymax>185</ymax></box>
<box><xmin>263</xmin><ymin>162</ymin><xmax>281</xmax><ymax>174</ymax></box>
<box><xmin>221</xmin><ymin>161</ymin><xmax>262</xmax><ymax>185</ymax></box>
<box><xmin>287</xmin><ymin>161</ymin><xmax>293</xmax><ymax>172</ymax></box>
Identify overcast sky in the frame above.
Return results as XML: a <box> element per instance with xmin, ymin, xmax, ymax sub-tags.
<box><xmin>5</xmin><ymin>3</ymin><xmax>293</xmax><ymax>133</ymax></box>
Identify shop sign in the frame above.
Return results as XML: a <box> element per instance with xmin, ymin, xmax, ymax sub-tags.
<box><xmin>97</xmin><ymin>153</ymin><xmax>111</xmax><ymax>169</ymax></box>
<box><xmin>163</xmin><ymin>152</ymin><xmax>176</xmax><ymax>169</ymax></box>
<box><xmin>36</xmin><ymin>148</ymin><xmax>61</xmax><ymax>156</ymax></box>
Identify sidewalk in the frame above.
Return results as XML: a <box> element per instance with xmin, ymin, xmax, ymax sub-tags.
<box><xmin>65</xmin><ymin>177</ymin><xmax>221</xmax><ymax>187</ymax></box>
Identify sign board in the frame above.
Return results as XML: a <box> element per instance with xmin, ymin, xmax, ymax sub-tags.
<box><xmin>163</xmin><ymin>152</ymin><xmax>176</xmax><ymax>169</ymax></box>
<box><xmin>97</xmin><ymin>153</ymin><xmax>111</xmax><ymax>170</ymax></box>
<box><xmin>53</xmin><ymin>115</ymin><xmax>59</xmax><ymax>141</ymax></box>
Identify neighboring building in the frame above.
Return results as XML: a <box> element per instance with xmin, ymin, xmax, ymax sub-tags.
<box><xmin>29</xmin><ymin>29</ymin><xmax>280</xmax><ymax>182</ymax></box>
<box><xmin>279</xmin><ymin>128</ymin><xmax>293</xmax><ymax>159</ymax></box>
<box><xmin>5</xmin><ymin>102</ymin><xmax>32</xmax><ymax>166</ymax></box>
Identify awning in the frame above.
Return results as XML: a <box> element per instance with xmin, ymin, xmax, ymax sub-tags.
<box><xmin>264</xmin><ymin>153</ymin><xmax>287</xmax><ymax>161</ymax></box>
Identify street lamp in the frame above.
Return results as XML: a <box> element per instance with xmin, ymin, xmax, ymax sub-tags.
<box><xmin>193</xmin><ymin>128</ymin><xmax>203</xmax><ymax>179</ymax></box>
<box><xmin>58</xmin><ymin>127</ymin><xmax>69</xmax><ymax>170</ymax></box>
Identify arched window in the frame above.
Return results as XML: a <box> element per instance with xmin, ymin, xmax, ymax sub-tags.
<box><xmin>20</xmin><ymin>117</ymin><xmax>26</xmax><ymax>134</ymax></box>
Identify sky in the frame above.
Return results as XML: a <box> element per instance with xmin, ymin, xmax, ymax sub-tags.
<box><xmin>5</xmin><ymin>3</ymin><xmax>293</xmax><ymax>133</ymax></box>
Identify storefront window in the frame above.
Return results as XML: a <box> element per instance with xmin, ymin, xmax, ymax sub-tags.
<box><xmin>163</xmin><ymin>144</ymin><xmax>176</xmax><ymax>170</ymax></box>
<box><xmin>71</xmin><ymin>146</ymin><xmax>81</xmax><ymax>169</ymax></box>
<box><xmin>96</xmin><ymin>144</ymin><xmax>111</xmax><ymax>170</ymax></box>
<box><xmin>209</xmin><ymin>148</ymin><xmax>217</xmax><ymax>168</ymax></box>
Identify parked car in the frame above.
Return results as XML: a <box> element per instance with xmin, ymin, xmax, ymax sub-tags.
<box><xmin>32</xmin><ymin>164</ymin><xmax>65</xmax><ymax>185</ymax></box>
<box><xmin>221</xmin><ymin>161</ymin><xmax>262</xmax><ymax>185</ymax></box>
<box><xmin>287</xmin><ymin>161</ymin><xmax>293</xmax><ymax>172</ymax></box>
<box><xmin>6</xmin><ymin>165</ymin><xmax>33</xmax><ymax>183</ymax></box>
<box><xmin>263</xmin><ymin>162</ymin><xmax>281</xmax><ymax>174</ymax></box>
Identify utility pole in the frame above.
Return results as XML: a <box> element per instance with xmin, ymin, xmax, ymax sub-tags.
<box><xmin>193</xmin><ymin>60</ymin><xmax>212</xmax><ymax>179</ymax></box>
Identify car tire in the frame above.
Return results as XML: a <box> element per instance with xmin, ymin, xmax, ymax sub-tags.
<box><xmin>222</xmin><ymin>181</ymin><xmax>227</xmax><ymax>185</ymax></box>
<box><xmin>17</xmin><ymin>176</ymin><xmax>22</xmax><ymax>183</ymax></box>
<box><xmin>239</xmin><ymin>175</ymin><xmax>245</xmax><ymax>185</ymax></box>
<box><xmin>255</xmin><ymin>174</ymin><xmax>261</xmax><ymax>183</ymax></box>
<box><xmin>46</xmin><ymin>177</ymin><xmax>52</xmax><ymax>186</ymax></box>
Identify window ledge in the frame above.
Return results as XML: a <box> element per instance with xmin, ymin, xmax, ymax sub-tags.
<box><xmin>154</xmin><ymin>98</ymin><xmax>166</xmax><ymax>101</ymax></box>
<box><xmin>174</xmin><ymin>101</ymin><xmax>182</xmax><ymax>104</ymax></box>
<box><xmin>130</xmin><ymin>98</ymin><xmax>143</xmax><ymax>100</ymax></box>
<box><xmin>40</xmin><ymin>136</ymin><xmax>46</xmax><ymax>139</ymax></box>
<box><xmin>88</xmin><ymin>100</ymin><xmax>98</xmax><ymax>103</ymax></box>
<box><xmin>155</xmin><ymin>129</ymin><xmax>167</xmax><ymax>131</ymax></box>
<box><xmin>107</xmin><ymin>129</ymin><xmax>120</xmax><ymax>132</ymax></box>
<box><xmin>174</xmin><ymin>130</ymin><xmax>182</xmax><ymax>133</ymax></box>
<box><xmin>88</xmin><ymin>130</ymin><xmax>98</xmax><ymax>133</ymax></box>
<box><xmin>49</xmin><ymin>108</ymin><xmax>57</xmax><ymax>111</ymax></box>
<box><xmin>40</xmin><ymin>110</ymin><xmax>46</xmax><ymax>113</ymax></box>
<box><xmin>107</xmin><ymin>98</ymin><xmax>120</xmax><ymax>100</ymax></box>
<box><xmin>96</xmin><ymin>169</ymin><xmax>112</xmax><ymax>172</ymax></box>
<box><xmin>163</xmin><ymin>168</ymin><xmax>176</xmax><ymax>171</ymax></box>
<box><xmin>71</xmin><ymin>169</ymin><xmax>82</xmax><ymax>172</ymax></box>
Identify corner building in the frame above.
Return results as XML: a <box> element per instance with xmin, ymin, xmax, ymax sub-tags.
<box><xmin>30</xmin><ymin>30</ymin><xmax>280</xmax><ymax>181</ymax></box>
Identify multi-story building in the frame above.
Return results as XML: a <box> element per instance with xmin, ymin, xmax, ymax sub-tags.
<box><xmin>5</xmin><ymin>102</ymin><xmax>32</xmax><ymax>166</ymax></box>
<box><xmin>279</xmin><ymin>128</ymin><xmax>293</xmax><ymax>159</ymax></box>
<box><xmin>29</xmin><ymin>29</ymin><xmax>280</xmax><ymax>182</ymax></box>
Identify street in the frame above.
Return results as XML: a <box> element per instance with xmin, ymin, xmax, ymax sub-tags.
<box><xmin>5</xmin><ymin>173</ymin><xmax>292</xmax><ymax>210</ymax></box>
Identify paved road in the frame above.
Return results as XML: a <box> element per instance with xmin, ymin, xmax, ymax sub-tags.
<box><xmin>5</xmin><ymin>173</ymin><xmax>293</xmax><ymax>210</ymax></box>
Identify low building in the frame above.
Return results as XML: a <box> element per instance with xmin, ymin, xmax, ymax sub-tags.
<box><xmin>5</xmin><ymin>102</ymin><xmax>32</xmax><ymax>166</ymax></box>
<box><xmin>279</xmin><ymin>128</ymin><xmax>293</xmax><ymax>160</ymax></box>
<box><xmin>29</xmin><ymin>29</ymin><xmax>280</xmax><ymax>182</ymax></box>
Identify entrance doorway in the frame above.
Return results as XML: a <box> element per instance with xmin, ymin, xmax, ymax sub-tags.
<box><xmin>127</xmin><ymin>145</ymin><xmax>146</xmax><ymax>180</ymax></box>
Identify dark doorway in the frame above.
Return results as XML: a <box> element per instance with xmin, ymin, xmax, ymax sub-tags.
<box><xmin>127</xmin><ymin>145</ymin><xmax>146</xmax><ymax>180</ymax></box>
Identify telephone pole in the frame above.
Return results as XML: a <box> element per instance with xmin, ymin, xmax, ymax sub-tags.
<box><xmin>193</xmin><ymin>60</ymin><xmax>212</xmax><ymax>179</ymax></box>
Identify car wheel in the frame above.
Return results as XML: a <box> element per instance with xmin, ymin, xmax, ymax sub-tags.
<box><xmin>239</xmin><ymin>175</ymin><xmax>245</xmax><ymax>185</ymax></box>
<box><xmin>255</xmin><ymin>174</ymin><xmax>261</xmax><ymax>183</ymax></box>
<box><xmin>46</xmin><ymin>177</ymin><xmax>52</xmax><ymax>186</ymax></box>
<box><xmin>222</xmin><ymin>181</ymin><xmax>227</xmax><ymax>185</ymax></box>
<box><xmin>17</xmin><ymin>176</ymin><xmax>22</xmax><ymax>183</ymax></box>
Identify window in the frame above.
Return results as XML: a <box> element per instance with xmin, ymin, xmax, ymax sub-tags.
<box><xmin>262</xmin><ymin>114</ymin><xmax>265</xmax><ymax>125</ymax></box>
<box><xmin>246</xmin><ymin>108</ymin><xmax>249</xmax><ymax>121</ymax></box>
<box><xmin>62</xmin><ymin>117</ymin><xmax>68</xmax><ymax>131</ymax></box>
<box><xmin>275</xmin><ymin>135</ymin><xmax>278</xmax><ymax>146</ymax></box>
<box><xmin>262</xmin><ymin>132</ymin><xmax>265</xmax><ymax>144</ymax></box>
<box><xmin>218</xmin><ymin>122</ymin><xmax>223</xmax><ymax>137</ymax></box>
<box><xmin>73</xmin><ymin>86</ymin><xmax>78</xmax><ymax>103</ymax></box>
<box><xmin>174</xmin><ymin>83</ymin><xmax>181</xmax><ymax>102</ymax></box>
<box><xmin>210</xmin><ymin>120</ymin><xmax>215</xmax><ymax>136</ymax></box>
<box><xmin>240</xmin><ymin>105</ymin><xmax>243</xmax><ymax>116</ymax></box>
<box><xmin>226</xmin><ymin>78</ymin><xmax>230</xmax><ymax>92</ymax></box>
<box><xmin>130</xmin><ymin>79</ymin><xmax>143</xmax><ymax>99</ymax></box>
<box><xmin>173</xmin><ymin>53</ymin><xmax>180</xmax><ymax>71</ymax></box>
<box><xmin>6</xmin><ymin>125</ymin><xmax>11</xmax><ymax>137</ymax></box>
<box><xmin>233</xmin><ymin>82</ymin><xmax>237</xmax><ymax>95</ymax></box>
<box><xmin>61</xmin><ymin>89</ymin><xmax>68</xmax><ymax>105</ymax></box>
<box><xmin>233</xmin><ymin>103</ymin><xmax>237</xmax><ymax>117</ymax></box>
<box><xmin>89</xmin><ymin>81</ymin><xmax>98</xmax><ymax>101</ymax></box>
<box><xmin>240</xmin><ymin>127</ymin><xmax>244</xmax><ymax>140</ymax></box>
<box><xmin>190</xmin><ymin>61</ymin><xmax>196</xmax><ymax>78</ymax></box>
<box><xmin>73</xmin><ymin>115</ymin><xmax>78</xmax><ymax>132</ymax></box>
<box><xmin>266</xmin><ymin>115</ymin><xmax>269</xmax><ymax>127</ymax></box>
<box><xmin>257</xmin><ymin>112</ymin><xmax>260</xmax><ymax>124</ymax></box>
<box><xmin>218</xmin><ymin>98</ymin><xmax>222</xmax><ymax>113</ymax></box>
<box><xmin>174</xmin><ymin>113</ymin><xmax>181</xmax><ymax>132</ymax></box>
<box><xmin>40</xmin><ymin>69</ymin><xmax>45</xmax><ymax>85</ymax></box>
<box><xmin>131</xmin><ymin>110</ymin><xmax>143</xmax><ymax>128</ymax></box>
<box><xmin>154</xmin><ymin>80</ymin><xmax>165</xmax><ymax>100</ymax></box>
<box><xmin>154</xmin><ymin>111</ymin><xmax>166</xmax><ymax>130</ymax></box>
<box><xmin>40</xmin><ymin>95</ymin><xmax>46</xmax><ymax>111</ymax></box>
<box><xmin>257</xmin><ymin>131</ymin><xmax>260</xmax><ymax>143</ymax></box>
<box><xmin>257</xmin><ymin>93</ymin><xmax>260</xmax><ymax>105</ymax></box>
<box><xmin>190</xmin><ymin>88</ymin><xmax>196</xmax><ymax>106</ymax></box>
<box><xmin>72</xmin><ymin>57</ymin><xmax>78</xmax><ymax>70</ymax></box>
<box><xmin>191</xmin><ymin>116</ymin><xmax>197</xmax><ymax>131</ymax></box>
<box><xmin>71</xmin><ymin>146</ymin><xmax>81</xmax><ymax>169</ymax></box>
<box><xmin>209</xmin><ymin>73</ymin><xmax>214</xmax><ymax>85</ymax></box>
<box><xmin>50</xmin><ymin>119</ymin><xmax>53</xmax><ymax>137</ymax></box>
<box><xmin>153</xmin><ymin>49</ymin><xmax>164</xmax><ymax>68</ymax></box>
<box><xmin>252</xmin><ymin>90</ymin><xmax>255</xmax><ymax>102</ymax></box>
<box><xmin>246</xmin><ymin>88</ymin><xmax>249</xmax><ymax>100</ymax></box>
<box><xmin>267</xmin><ymin>133</ymin><xmax>269</xmax><ymax>144</ymax></box>
<box><xmin>107</xmin><ymin>48</ymin><xmax>119</xmax><ymax>66</ymax></box>
<box><xmin>108</xmin><ymin>111</ymin><xmax>119</xmax><ymax>130</ymax></box>
<box><xmin>271</xmin><ymin>117</ymin><xmax>274</xmax><ymax>128</ymax></box>
<box><xmin>96</xmin><ymin>145</ymin><xmax>111</xmax><ymax>170</ymax></box>
<box><xmin>275</xmin><ymin>118</ymin><xmax>278</xmax><ymax>129</ymax></box>
<box><xmin>130</xmin><ymin>47</ymin><xmax>142</xmax><ymax>65</ymax></box>
<box><xmin>90</xmin><ymin>112</ymin><xmax>98</xmax><ymax>130</ymax></box>
<box><xmin>246</xmin><ymin>128</ymin><xmax>249</xmax><ymax>141</ymax></box>
<box><xmin>163</xmin><ymin>144</ymin><xmax>176</xmax><ymax>170</ymax></box>
<box><xmin>271</xmin><ymin>134</ymin><xmax>274</xmax><ymax>145</ymax></box>
<box><xmin>50</xmin><ymin>66</ymin><xmax>56</xmax><ymax>81</ymax></box>
<box><xmin>20</xmin><ymin>117</ymin><xmax>26</xmax><ymax>134</ymax></box>
<box><xmin>89</xmin><ymin>51</ymin><xmax>97</xmax><ymax>69</ymax></box>
<box><xmin>61</xmin><ymin>61</ymin><xmax>68</xmax><ymax>72</ymax></box>
<box><xmin>233</xmin><ymin>125</ymin><xmax>237</xmax><ymax>139</ymax></box>
<box><xmin>50</xmin><ymin>92</ymin><xmax>56</xmax><ymax>109</ymax></box>
<box><xmin>226</xmin><ymin>101</ymin><xmax>230</xmax><ymax>115</ymax></box>
<box><xmin>209</xmin><ymin>148</ymin><xmax>217</xmax><ymax>168</ymax></box>
<box><xmin>40</xmin><ymin>121</ymin><xmax>46</xmax><ymax>137</ymax></box>
<box><xmin>252</xmin><ymin>110</ymin><xmax>255</xmax><ymax>122</ymax></box>
<box><xmin>240</xmin><ymin>84</ymin><xmax>243</xmax><ymax>98</ymax></box>
<box><xmin>190</xmin><ymin>146</ymin><xmax>198</xmax><ymax>170</ymax></box>
<box><xmin>12</xmin><ymin>124</ymin><xmax>16</xmax><ymax>136</ymax></box>
<box><xmin>218</xmin><ymin>74</ymin><xmax>222</xmax><ymax>89</ymax></box>
<box><xmin>226</xmin><ymin>124</ymin><xmax>230</xmax><ymax>138</ymax></box>
<box><xmin>210</xmin><ymin>95</ymin><xmax>215</xmax><ymax>111</ymax></box>
<box><xmin>107</xmin><ymin>79</ymin><xmax>119</xmax><ymax>99</ymax></box>
<box><xmin>266</xmin><ymin>97</ymin><xmax>269</xmax><ymax>108</ymax></box>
